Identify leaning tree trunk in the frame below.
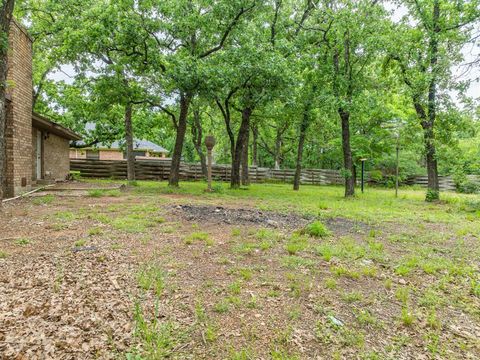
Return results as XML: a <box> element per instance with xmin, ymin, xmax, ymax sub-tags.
<box><xmin>339</xmin><ymin>108</ymin><xmax>355</xmax><ymax>197</ymax></box>
<box><xmin>191</xmin><ymin>108</ymin><xmax>207</xmax><ymax>178</ymax></box>
<box><xmin>0</xmin><ymin>0</ymin><xmax>15</xmax><ymax>205</ymax></box>
<box><xmin>169</xmin><ymin>92</ymin><xmax>192</xmax><ymax>187</ymax></box>
<box><xmin>124</xmin><ymin>103</ymin><xmax>135</xmax><ymax>182</ymax></box>
<box><xmin>241</xmin><ymin>128</ymin><xmax>250</xmax><ymax>186</ymax></box>
<box><xmin>293</xmin><ymin>103</ymin><xmax>310</xmax><ymax>191</ymax></box>
<box><xmin>231</xmin><ymin>107</ymin><xmax>252</xmax><ymax>189</ymax></box>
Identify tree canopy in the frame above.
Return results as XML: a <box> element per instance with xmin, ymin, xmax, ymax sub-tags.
<box><xmin>14</xmin><ymin>0</ymin><xmax>480</xmax><ymax>199</ymax></box>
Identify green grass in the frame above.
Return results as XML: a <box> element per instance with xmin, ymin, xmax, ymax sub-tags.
<box><xmin>304</xmin><ymin>221</ymin><xmax>331</xmax><ymax>238</ymax></box>
<box><xmin>15</xmin><ymin>238</ymin><xmax>31</xmax><ymax>246</ymax></box>
<box><xmin>87</xmin><ymin>189</ymin><xmax>122</xmax><ymax>197</ymax></box>
<box><xmin>32</xmin><ymin>194</ymin><xmax>55</xmax><ymax>205</ymax></box>
<box><xmin>81</xmin><ymin>180</ymin><xmax>480</xmax><ymax>225</ymax></box>
<box><xmin>184</xmin><ymin>231</ymin><xmax>211</xmax><ymax>245</ymax></box>
<box><xmin>137</xmin><ymin>264</ymin><xmax>166</xmax><ymax>297</ymax></box>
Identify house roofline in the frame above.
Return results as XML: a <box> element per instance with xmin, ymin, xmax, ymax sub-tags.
<box><xmin>74</xmin><ymin>146</ymin><xmax>168</xmax><ymax>153</ymax></box>
<box><xmin>32</xmin><ymin>112</ymin><xmax>82</xmax><ymax>141</ymax></box>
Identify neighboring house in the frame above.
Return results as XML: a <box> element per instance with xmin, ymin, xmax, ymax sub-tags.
<box><xmin>70</xmin><ymin>139</ymin><xmax>169</xmax><ymax>160</ymax></box>
<box><xmin>3</xmin><ymin>20</ymin><xmax>81</xmax><ymax>197</ymax></box>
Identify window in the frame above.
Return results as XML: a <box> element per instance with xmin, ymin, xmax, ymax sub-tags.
<box><xmin>123</xmin><ymin>151</ymin><xmax>146</xmax><ymax>159</ymax></box>
<box><xmin>86</xmin><ymin>150</ymin><xmax>99</xmax><ymax>160</ymax></box>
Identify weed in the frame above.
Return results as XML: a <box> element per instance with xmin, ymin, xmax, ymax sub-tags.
<box><xmin>384</xmin><ymin>278</ymin><xmax>393</xmax><ymax>290</ymax></box>
<box><xmin>88</xmin><ymin>227</ymin><xmax>103</xmax><ymax>236</ymax></box>
<box><xmin>395</xmin><ymin>287</ymin><xmax>410</xmax><ymax>304</ymax></box>
<box><xmin>204</xmin><ymin>323</ymin><xmax>218</xmax><ymax>342</ymax></box>
<box><xmin>355</xmin><ymin>309</ymin><xmax>377</xmax><ymax>326</ymax></box>
<box><xmin>330</xmin><ymin>265</ymin><xmax>360</xmax><ymax>279</ymax></box>
<box><xmin>228</xmin><ymin>281</ymin><xmax>242</xmax><ymax>295</ymax></box>
<box><xmin>0</xmin><ymin>251</ymin><xmax>8</xmax><ymax>259</ymax></box>
<box><xmin>185</xmin><ymin>232</ymin><xmax>210</xmax><ymax>245</ymax></box>
<box><xmin>213</xmin><ymin>299</ymin><xmax>230</xmax><ymax>313</ymax></box>
<box><xmin>324</xmin><ymin>278</ymin><xmax>337</xmax><ymax>289</ymax></box>
<box><xmin>55</xmin><ymin>211</ymin><xmax>76</xmax><ymax>222</ymax></box>
<box><xmin>342</xmin><ymin>291</ymin><xmax>363</xmax><ymax>303</ymax></box>
<box><xmin>15</xmin><ymin>238</ymin><xmax>31</xmax><ymax>246</ymax></box>
<box><xmin>137</xmin><ymin>265</ymin><xmax>165</xmax><ymax>297</ymax></box>
<box><xmin>305</xmin><ymin>221</ymin><xmax>330</xmax><ymax>238</ymax></box>
<box><xmin>132</xmin><ymin>302</ymin><xmax>186</xmax><ymax>358</ymax></box>
<box><xmin>400</xmin><ymin>306</ymin><xmax>415</xmax><ymax>326</ymax></box>
<box><xmin>88</xmin><ymin>189</ymin><xmax>121</xmax><ymax>197</ymax></box>
<box><xmin>281</xmin><ymin>255</ymin><xmax>315</xmax><ymax>269</ymax></box>
<box><xmin>74</xmin><ymin>239</ymin><xmax>87</xmax><ymax>247</ymax></box>
<box><xmin>231</xmin><ymin>228</ymin><xmax>241</xmax><ymax>237</ymax></box>
<box><xmin>238</xmin><ymin>268</ymin><xmax>253</xmax><ymax>281</ymax></box>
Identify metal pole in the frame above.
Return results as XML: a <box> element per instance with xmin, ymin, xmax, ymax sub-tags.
<box><xmin>361</xmin><ymin>160</ymin><xmax>365</xmax><ymax>193</ymax></box>
<box><xmin>395</xmin><ymin>142</ymin><xmax>399</xmax><ymax>198</ymax></box>
<box><xmin>204</xmin><ymin>135</ymin><xmax>215</xmax><ymax>192</ymax></box>
<box><xmin>207</xmin><ymin>148</ymin><xmax>212</xmax><ymax>192</ymax></box>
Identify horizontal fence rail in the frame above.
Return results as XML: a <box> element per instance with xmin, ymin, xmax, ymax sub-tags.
<box><xmin>70</xmin><ymin>159</ymin><xmax>347</xmax><ymax>185</ymax></box>
<box><xmin>70</xmin><ymin>159</ymin><xmax>477</xmax><ymax>191</ymax></box>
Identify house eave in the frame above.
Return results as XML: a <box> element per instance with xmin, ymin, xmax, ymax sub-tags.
<box><xmin>32</xmin><ymin>112</ymin><xmax>81</xmax><ymax>141</ymax></box>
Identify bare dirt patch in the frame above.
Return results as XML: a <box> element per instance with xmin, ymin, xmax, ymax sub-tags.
<box><xmin>169</xmin><ymin>204</ymin><xmax>312</xmax><ymax>229</ymax></box>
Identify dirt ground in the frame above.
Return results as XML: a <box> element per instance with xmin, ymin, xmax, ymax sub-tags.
<box><xmin>0</xmin><ymin>186</ymin><xmax>479</xmax><ymax>359</ymax></box>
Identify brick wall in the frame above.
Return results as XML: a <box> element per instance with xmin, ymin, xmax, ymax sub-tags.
<box><xmin>31</xmin><ymin>127</ymin><xmax>37</xmax><ymax>181</ymax></box>
<box><xmin>5</xmin><ymin>21</ymin><xmax>33</xmax><ymax>197</ymax></box>
<box><xmin>43</xmin><ymin>132</ymin><xmax>70</xmax><ymax>180</ymax></box>
<box><xmin>99</xmin><ymin>150</ymin><xmax>124</xmax><ymax>161</ymax></box>
<box><xmin>69</xmin><ymin>149</ymin><xmax>87</xmax><ymax>159</ymax></box>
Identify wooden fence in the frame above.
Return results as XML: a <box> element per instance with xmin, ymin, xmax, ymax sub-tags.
<box><xmin>70</xmin><ymin>159</ymin><xmax>345</xmax><ymax>185</ymax></box>
<box><xmin>70</xmin><ymin>159</ymin><xmax>479</xmax><ymax>191</ymax></box>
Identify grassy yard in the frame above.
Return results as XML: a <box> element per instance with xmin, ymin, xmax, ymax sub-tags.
<box><xmin>0</xmin><ymin>181</ymin><xmax>479</xmax><ymax>359</ymax></box>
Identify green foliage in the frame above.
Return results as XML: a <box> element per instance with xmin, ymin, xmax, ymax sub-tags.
<box><xmin>304</xmin><ymin>221</ymin><xmax>330</xmax><ymax>238</ymax></box>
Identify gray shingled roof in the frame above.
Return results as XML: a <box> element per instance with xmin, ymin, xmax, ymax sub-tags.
<box><xmin>75</xmin><ymin>138</ymin><xmax>169</xmax><ymax>153</ymax></box>
<box><xmin>100</xmin><ymin>139</ymin><xmax>169</xmax><ymax>153</ymax></box>
<box><xmin>78</xmin><ymin>123</ymin><xmax>168</xmax><ymax>153</ymax></box>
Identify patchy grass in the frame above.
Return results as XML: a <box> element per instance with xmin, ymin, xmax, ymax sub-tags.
<box><xmin>2</xmin><ymin>180</ymin><xmax>480</xmax><ymax>359</ymax></box>
<box><xmin>32</xmin><ymin>194</ymin><xmax>55</xmax><ymax>205</ymax></box>
<box><xmin>14</xmin><ymin>238</ymin><xmax>31</xmax><ymax>246</ymax></box>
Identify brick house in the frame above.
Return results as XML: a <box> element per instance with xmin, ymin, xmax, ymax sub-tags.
<box><xmin>70</xmin><ymin>139</ymin><xmax>169</xmax><ymax>161</ymax></box>
<box><xmin>3</xmin><ymin>20</ymin><xmax>81</xmax><ymax>197</ymax></box>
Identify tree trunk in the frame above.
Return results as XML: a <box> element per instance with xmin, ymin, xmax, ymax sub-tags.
<box><xmin>274</xmin><ymin>130</ymin><xmax>282</xmax><ymax>170</ymax></box>
<box><xmin>169</xmin><ymin>92</ymin><xmax>192</xmax><ymax>187</ymax></box>
<box><xmin>231</xmin><ymin>107</ymin><xmax>252</xmax><ymax>189</ymax></box>
<box><xmin>423</xmin><ymin>0</ymin><xmax>440</xmax><ymax>201</ymax></box>
<box><xmin>0</xmin><ymin>0</ymin><xmax>15</xmax><ymax>204</ymax></box>
<box><xmin>339</xmin><ymin>108</ymin><xmax>355</xmax><ymax>197</ymax></box>
<box><xmin>293</xmin><ymin>104</ymin><xmax>310</xmax><ymax>191</ymax></box>
<box><xmin>124</xmin><ymin>103</ymin><xmax>135</xmax><ymax>182</ymax></box>
<box><xmin>241</xmin><ymin>127</ymin><xmax>250</xmax><ymax>186</ymax></box>
<box><xmin>191</xmin><ymin>108</ymin><xmax>207</xmax><ymax>178</ymax></box>
<box><xmin>251</xmin><ymin>123</ymin><xmax>258</xmax><ymax>167</ymax></box>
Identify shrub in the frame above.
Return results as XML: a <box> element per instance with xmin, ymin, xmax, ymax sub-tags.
<box><xmin>425</xmin><ymin>189</ymin><xmax>439</xmax><ymax>202</ymax></box>
<box><xmin>458</xmin><ymin>180</ymin><xmax>480</xmax><ymax>194</ymax></box>
<box><xmin>368</xmin><ymin>170</ymin><xmax>383</xmax><ymax>183</ymax></box>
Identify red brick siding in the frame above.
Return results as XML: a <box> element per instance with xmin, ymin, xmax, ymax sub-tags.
<box><xmin>99</xmin><ymin>150</ymin><xmax>124</xmax><ymax>160</ymax></box>
<box><xmin>69</xmin><ymin>149</ymin><xmax>87</xmax><ymax>159</ymax></box>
